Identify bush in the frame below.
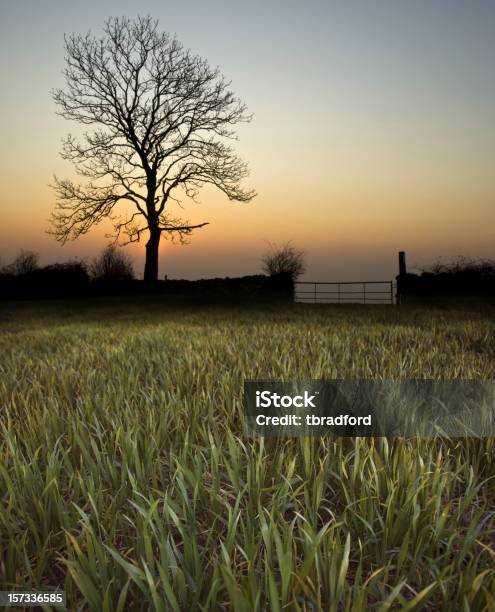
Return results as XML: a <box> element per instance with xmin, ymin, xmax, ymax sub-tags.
<box><xmin>1</xmin><ymin>250</ymin><xmax>39</xmax><ymax>276</ymax></box>
<box><xmin>33</xmin><ymin>261</ymin><xmax>90</xmax><ymax>285</ymax></box>
<box><xmin>261</xmin><ymin>243</ymin><xmax>306</xmax><ymax>280</ymax></box>
<box><xmin>90</xmin><ymin>245</ymin><xmax>134</xmax><ymax>282</ymax></box>
<box><xmin>420</xmin><ymin>257</ymin><xmax>495</xmax><ymax>277</ymax></box>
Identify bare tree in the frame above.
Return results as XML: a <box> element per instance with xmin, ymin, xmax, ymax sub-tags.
<box><xmin>90</xmin><ymin>244</ymin><xmax>134</xmax><ymax>281</ymax></box>
<box><xmin>1</xmin><ymin>250</ymin><xmax>39</xmax><ymax>276</ymax></box>
<box><xmin>262</xmin><ymin>243</ymin><xmax>306</xmax><ymax>280</ymax></box>
<box><xmin>50</xmin><ymin>16</ymin><xmax>256</xmax><ymax>281</ymax></box>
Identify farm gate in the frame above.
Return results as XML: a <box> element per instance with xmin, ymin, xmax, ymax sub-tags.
<box><xmin>294</xmin><ymin>280</ymin><xmax>396</xmax><ymax>304</ymax></box>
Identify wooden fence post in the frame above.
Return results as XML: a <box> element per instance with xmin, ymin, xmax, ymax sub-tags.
<box><xmin>397</xmin><ymin>251</ymin><xmax>407</xmax><ymax>304</ymax></box>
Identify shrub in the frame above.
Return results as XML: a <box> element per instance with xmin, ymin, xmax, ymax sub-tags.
<box><xmin>420</xmin><ymin>257</ymin><xmax>495</xmax><ymax>277</ymax></box>
<box><xmin>1</xmin><ymin>250</ymin><xmax>39</xmax><ymax>276</ymax></box>
<box><xmin>34</xmin><ymin>261</ymin><xmax>90</xmax><ymax>285</ymax></box>
<box><xmin>261</xmin><ymin>243</ymin><xmax>306</xmax><ymax>280</ymax></box>
<box><xmin>90</xmin><ymin>245</ymin><xmax>134</xmax><ymax>282</ymax></box>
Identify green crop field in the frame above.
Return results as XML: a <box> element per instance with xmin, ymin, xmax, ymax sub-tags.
<box><xmin>1</xmin><ymin>298</ymin><xmax>494</xmax><ymax>611</ymax></box>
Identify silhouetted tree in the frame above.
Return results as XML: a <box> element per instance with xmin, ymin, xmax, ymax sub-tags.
<box><xmin>90</xmin><ymin>244</ymin><xmax>134</xmax><ymax>281</ymax></box>
<box><xmin>262</xmin><ymin>243</ymin><xmax>306</xmax><ymax>280</ymax></box>
<box><xmin>50</xmin><ymin>16</ymin><xmax>255</xmax><ymax>281</ymax></box>
<box><xmin>1</xmin><ymin>250</ymin><xmax>39</xmax><ymax>276</ymax></box>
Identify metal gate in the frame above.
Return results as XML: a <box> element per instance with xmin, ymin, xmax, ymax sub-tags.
<box><xmin>294</xmin><ymin>280</ymin><xmax>395</xmax><ymax>304</ymax></box>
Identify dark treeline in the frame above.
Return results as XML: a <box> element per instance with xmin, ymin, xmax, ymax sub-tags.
<box><xmin>0</xmin><ymin>270</ymin><xmax>294</xmax><ymax>303</ymax></box>
<box><xmin>0</xmin><ymin>249</ymin><xmax>294</xmax><ymax>303</ymax></box>
<box><xmin>397</xmin><ymin>257</ymin><xmax>495</xmax><ymax>302</ymax></box>
<box><xmin>0</xmin><ymin>243</ymin><xmax>303</xmax><ymax>303</ymax></box>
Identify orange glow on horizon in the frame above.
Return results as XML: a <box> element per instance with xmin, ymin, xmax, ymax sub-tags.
<box><xmin>1</xmin><ymin>2</ymin><xmax>494</xmax><ymax>280</ymax></box>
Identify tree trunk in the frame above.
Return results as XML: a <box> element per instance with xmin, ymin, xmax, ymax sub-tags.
<box><xmin>144</xmin><ymin>227</ymin><xmax>161</xmax><ymax>282</ymax></box>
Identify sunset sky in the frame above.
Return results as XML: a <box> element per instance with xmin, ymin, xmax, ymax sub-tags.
<box><xmin>1</xmin><ymin>0</ymin><xmax>494</xmax><ymax>281</ymax></box>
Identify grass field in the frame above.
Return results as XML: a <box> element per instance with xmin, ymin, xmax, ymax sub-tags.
<box><xmin>1</xmin><ymin>298</ymin><xmax>494</xmax><ymax>611</ymax></box>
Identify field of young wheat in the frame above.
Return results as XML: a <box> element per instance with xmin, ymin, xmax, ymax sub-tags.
<box><xmin>0</xmin><ymin>298</ymin><xmax>494</xmax><ymax>610</ymax></box>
